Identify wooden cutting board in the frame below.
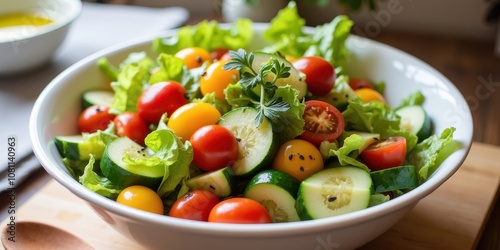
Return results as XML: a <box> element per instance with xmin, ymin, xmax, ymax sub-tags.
<box><xmin>3</xmin><ymin>142</ymin><xmax>500</xmax><ymax>250</ymax></box>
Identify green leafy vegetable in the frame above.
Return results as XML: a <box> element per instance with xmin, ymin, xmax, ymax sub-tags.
<box><xmin>79</xmin><ymin>155</ymin><xmax>122</xmax><ymax>200</ymax></box>
<box><xmin>398</xmin><ymin>91</ymin><xmax>425</xmax><ymax>108</ymax></box>
<box><xmin>407</xmin><ymin>127</ymin><xmax>456</xmax><ymax>182</ymax></box>
<box><xmin>224</xmin><ymin>49</ymin><xmax>292</xmax><ymax>128</ymax></box>
<box><xmin>153</xmin><ymin>19</ymin><xmax>253</xmax><ymax>55</ymax></box>
<box><xmin>328</xmin><ymin>134</ymin><xmax>369</xmax><ymax>171</ymax></box>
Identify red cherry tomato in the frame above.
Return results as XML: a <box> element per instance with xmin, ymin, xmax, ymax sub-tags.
<box><xmin>292</xmin><ymin>56</ymin><xmax>335</xmax><ymax>96</ymax></box>
<box><xmin>189</xmin><ymin>125</ymin><xmax>239</xmax><ymax>172</ymax></box>
<box><xmin>137</xmin><ymin>81</ymin><xmax>188</xmax><ymax>124</ymax></box>
<box><xmin>360</xmin><ymin>136</ymin><xmax>407</xmax><ymax>171</ymax></box>
<box><xmin>78</xmin><ymin>105</ymin><xmax>115</xmax><ymax>133</ymax></box>
<box><xmin>299</xmin><ymin>100</ymin><xmax>345</xmax><ymax>146</ymax></box>
<box><xmin>208</xmin><ymin>197</ymin><xmax>272</xmax><ymax>224</ymax></box>
<box><xmin>169</xmin><ymin>190</ymin><xmax>220</xmax><ymax>221</ymax></box>
<box><xmin>114</xmin><ymin>112</ymin><xmax>150</xmax><ymax>145</ymax></box>
<box><xmin>348</xmin><ymin>78</ymin><xmax>375</xmax><ymax>90</ymax></box>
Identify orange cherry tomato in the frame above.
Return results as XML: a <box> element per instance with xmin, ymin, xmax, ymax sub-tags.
<box><xmin>354</xmin><ymin>88</ymin><xmax>386</xmax><ymax>104</ymax></box>
<box><xmin>200</xmin><ymin>59</ymin><xmax>239</xmax><ymax>100</ymax></box>
<box><xmin>78</xmin><ymin>105</ymin><xmax>115</xmax><ymax>133</ymax></box>
<box><xmin>360</xmin><ymin>136</ymin><xmax>407</xmax><ymax>171</ymax></box>
<box><xmin>175</xmin><ymin>47</ymin><xmax>213</xmax><ymax>69</ymax></box>
<box><xmin>169</xmin><ymin>190</ymin><xmax>220</xmax><ymax>221</ymax></box>
<box><xmin>208</xmin><ymin>197</ymin><xmax>272</xmax><ymax>224</ymax></box>
<box><xmin>272</xmin><ymin>139</ymin><xmax>324</xmax><ymax>181</ymax></box>
<box><xmin>167</xmin><ymin>102</ymin><xmax>221</xmax><ymax>141</ymax></box>
<box><xmin>116</xmin><ymin>185</ymin><xmax>164</xmax><ymax>215</ymax></box>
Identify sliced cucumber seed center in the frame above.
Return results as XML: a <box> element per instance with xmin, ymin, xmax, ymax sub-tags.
<box><xmin>321</xmin><ymin>176</ymin><xmax>354</xmax><ymax>210</ymax></box>
<box><xmin>230</xmin><ymin>125</ymin><xmax>256</xmax><ymax>159</ymax></box>
<box><xmin>260</xmin><ymin>199</ymin><xmax>288</xmax><ymax>223</ymax></box>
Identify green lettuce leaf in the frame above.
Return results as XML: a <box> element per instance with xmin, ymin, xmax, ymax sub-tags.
<box><xmin>398</xmin><ymin>91</ymin><xmax>425</xmax><ymax>108</ymax></box>
<box><xmin>152</xmin><ymin>19</ymin><xmax>253</xmax><ymax>55</ymax></box>
<box><xmin>110</xmin><ymin>56</ymin><xmax>154</xmax><ymax>114</ymax></box>
<box><xmin>368</xmin><ymin>193</ymin><xmax>391</xmax><ymax>207</ymax></box>
<box><xmin>305</xmin><ymin>15</ymin><xmax>354</xmax><ymax>67</ymax></box>
<box><xmin>224</xmin><ymin>82</ymin><xmax>254</xmax><ymax>108</ymax></box>
<box><xmin>263</xmin><ymin>1</ymin><xmax>305</xmax><ymax>44</ymax></box>
<box><xmin>97</xmin><ymin>57</ymin><xmax>119</xmax><ymax>81</ymax></box>
<box><xmin>342</xmin><ymin>99</ymin><xmax>419</xmax><ymax>151</ymax></box>
<box><xmin>150</xmin><ymin>53</ymin><xmax>185</xmax><ymax>84</ymax></box>
<box><xmin>328</xmin><ymin>134</ymin><xmax>370</xmax><ymax>171</ymax></box>
<box><xmin>79</xmin><ymin>154</ymin><xmax>122</xmax><ymax>200</ymax></box>
<box><xmin>407</xmin><ymin>127</ymin><xmax>456</xmax><ymax>182</ymax></box>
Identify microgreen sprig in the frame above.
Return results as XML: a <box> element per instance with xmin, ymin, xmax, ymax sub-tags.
<box><xmin>224</xmin><ymin>49</ymin><xmax>292</xmax><ymax>127</ymax></box>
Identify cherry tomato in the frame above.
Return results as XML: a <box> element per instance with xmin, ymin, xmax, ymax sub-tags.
<box><xmin>137</xmin><ymin>81</ymin><xmax>188</xmax><ymax>124</ymax></box>
<box><xmin>116</xmin><ymin>185</ymin><xmax>164</xmax><ymax>215</ymax></box>
<box><xmin>299</xmin><ymin>100</ymin><xmax>345</xmax><ymax>146</ymax></box>
<box><xmin>169</xmin><ymin>190</ymin><xmax>220</xmax><ymax>221</ymax></box>
<box><xmin>272</xmin><ymin>139</ymin><xmax>324</xmax><ymax>181</ymax></box>
<box><xmin>167</xmin><ymin>102</ymin><xmax>221</xmax><ymax>141</ymax></box>
<box><xmin>200</xmin><ymin>60</ymin><xmax>239</xmax><ymax>100</ymax></box>
<box><xmin>210</xmin><ymin>48</ymin><xmax>229</xmax><ymax>61</ymax></box>
<box><xmin>174</xmin><ymin>47</ymin><xmax>213</xmax><ymax>69</ymax></box>
<box><xmin>78</xmin><ymin>105</ymin><xmax>115</xmax><ymax>133</ymax></box>
<box><xmin>208</xmin><ymin>197</ymin><xmax>272</xmax><ymax>224</ymax></box>
<box><xmin>114</xmin><ymin>112</ymin><xmax>150</xmax><ymax>145</ymax></box>
<box><xmin>349</xmin><ymin>78</ymin><xmax>375</xmax><ymax>90</ymax></box>
<box><xmin>292</xmin><ymin>56</ymin><xmax>335</xmax><ymax>96</ymax></box>
<box><xmin>360</xmin><ymin>136</ymin><xmax>407</xmax><ymax>171</ymax></box>
<box><xmin>355</xmin><ymin>88</ymin><xmax>386</xmax><ymax>104</ymax></box>
<box><xmin>190</xmin><ymin>125</ymin><xmax>239</xmax><ymax>172</ymax></box>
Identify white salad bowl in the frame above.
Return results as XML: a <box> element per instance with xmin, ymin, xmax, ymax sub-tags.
<box><xmin>0</xmin><ymin>0</ymin><xmax>81</xmax><ymax>76</ymax></box>
<box><xmin>30</xmin><ymin>23</ymin><xmax>473</xmax><ymax>250</ymax></box>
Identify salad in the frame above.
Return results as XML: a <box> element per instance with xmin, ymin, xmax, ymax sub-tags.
<box><xmin>54</xmin><ymin>2</ymin><xmax>456</xmax><ymax>223</ymax></box>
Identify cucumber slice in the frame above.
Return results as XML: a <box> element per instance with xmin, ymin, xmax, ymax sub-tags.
<box><xmin>396</xmin><ymin>105</ymin><xmax>432</xmax><ymax>142</ymax></box>
<box><xmin>296</xmin><ymin>166</ymin><xmax>373</xmax><ymax>220</ymax></box>
<box><xmin>82</xmin><ymin>90</ymin><xmax>114</xmax><ymax>109</ymax></box>
<box><xmin>370</xmin><ymin>165</ymin><xmax>418</xmax><ymax>193</ymax></box>
<box><xmin>244</xmin><ymin>169</ymin><xmax>301</xmax><ymax>222</ymax></box>
<box><xmin>217</xmin><ymin>107</ymin><xmax>277</xmax><ymax>177</ymax></box>
<box><xmin>54</xmin><ymin>135</ymin><xmax>106</xmax><ymax>161</ymax></box>
<box><xmin>247</xmin><ymin>52</ymin><xmax>307</xmax><ymax>100</ymax></box>
<box><xmin>186</xmin><ymin>167</ymin><xmax>234</xmax><ymax>198</ymax></box>
<box><xmin>100</xmin><ymin>137</ymin><xmax>163</xmax><ymax>189</ymax></box>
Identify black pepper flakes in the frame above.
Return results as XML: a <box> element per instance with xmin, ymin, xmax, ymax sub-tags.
<box><xmin>209</xmin><ymin>185</ymin><xmax>216</xmax><ymax>190</ymax></box>
<box><xmin>308</xmin><ymin>155</ymin><xmax>314</xmax><ymax>160</ymax></box>
<box><xmin>288</xmin><ymin>154</ymin><xmax>293</xmax><ymax>161</ymax></box>
<box><xmin>327</xmin><ymin>196</ymin><xmax>337</xmax><ymax>202</ymax></box>
<box><xmin>196</xmin><ymin>56</ymin><xmax>202</xmax><ymax>64</ymax></box>
<box><xmin>236</xmin><ymin>138</ymin><xmax>242</xmax><ymax>142</ymax></box>
<box><xmin>298</xmin><ymin>154</ymin><xmax>305</xmax><ymax>161</ymax></box>
<box><xmin>299</xmin><ymin>166</ymin><xmax>304</xmax><ymax>172</ymax></box>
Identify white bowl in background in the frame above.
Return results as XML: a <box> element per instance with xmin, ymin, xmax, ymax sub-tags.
<box><xmin>0</xmin><ymin>0</ymin><xmax>81</xmax><ymax>76</ymax></box>
<box><xmin>29</xmin><ymin>23</ymin><xmax>473</xmax><ymax>250</ymax></box>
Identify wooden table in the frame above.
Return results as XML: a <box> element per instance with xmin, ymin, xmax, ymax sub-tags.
<box><xmin>1</xmin><ymin>142</ymin><xmax>499</xmax><ymax>249</ymax></box>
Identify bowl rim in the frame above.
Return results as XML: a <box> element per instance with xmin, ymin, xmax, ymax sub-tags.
<box><xmin>30</xmin><ymin>22</ymin><xmax>474</xmax><ymax>236</ymax></box>
<box><xmin>0</xmin><ymin>0</ymin><xmax>82</xmax><ymax>44</ymax></box>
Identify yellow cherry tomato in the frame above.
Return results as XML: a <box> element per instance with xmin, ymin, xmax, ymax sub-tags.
<box><xmin>174</xmin><ymin>47</ymin><xmax>213</xmax><ymax>69</ymax></box>
<box><xmin>354</xmin><ymin>88</ymin><xmax>386</xmax><ymax>104</ymax></box>
<box><xmin>272</xmin><ymin>139</ymin><xmax>324</xmax><ymax>181</ymax></box>
<box><xmin>200</xmin><ymin>60</ymin><xmax>239</xmax><ymax>100</ymax></box>
<box><xmin>167</xmin><ymin>102</ymin><xmax>221</xmax><ymax>141</ymax></box>
<box><xmin>116</xmin><ymin>185</ymin><xmax>164</xmax><ymax>215</ymax></box>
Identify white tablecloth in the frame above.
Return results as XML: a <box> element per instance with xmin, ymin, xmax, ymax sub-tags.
<box><xmin>0</xmin><ymin>3</ymin><xmax>189</xmax><ymax>191</ymax></box>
